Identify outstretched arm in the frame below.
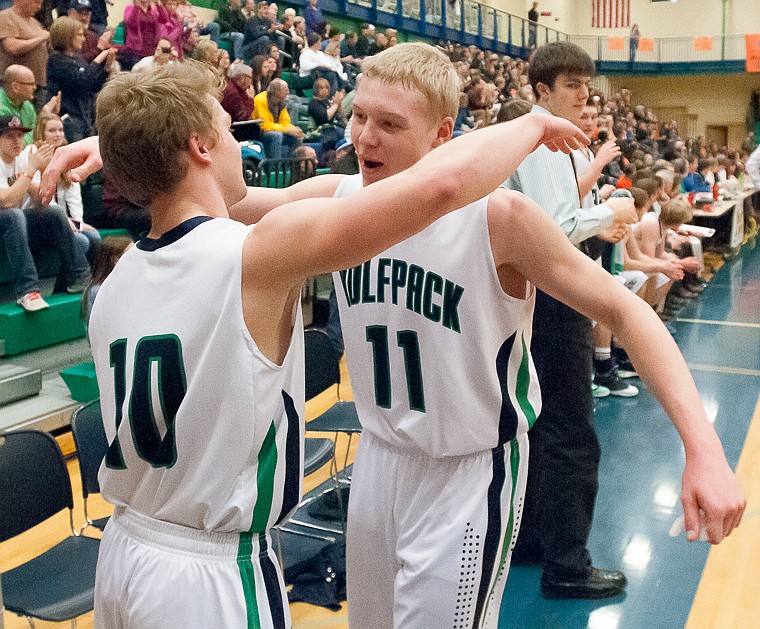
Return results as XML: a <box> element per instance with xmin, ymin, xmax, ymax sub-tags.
<box><xmin>248</xmin><ymin>113</ymin><xmax>588</xmax><ymax>285</ymax></box>
<box><xmin>489</xmin><ymin>189</ymin><xmax>746</xmax><ymax>544</ymax></box>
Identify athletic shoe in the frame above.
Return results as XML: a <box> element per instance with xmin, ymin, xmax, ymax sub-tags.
<box><xmin>592</xmin><ymin>383</ymin><xmax>611</xmax><ymax>398</ymax></box>
<box><xmin>66</xmin><ymin>281</ymin><xmax>89</xmax><ymax>294</ymax></box>
<box><xmin>616</xmin><ymin>360</ymin><xmax>638</xmax><ymax>378</ymax></box>
<box><xmin>17</xmin><ymin>292</ymin><xmax>49</xmax><ymax>312</ymax></box>
<box><xmin>594</xmin><ymin>371</ymin><xmax>639</xmax><ymax>397</ymax></box>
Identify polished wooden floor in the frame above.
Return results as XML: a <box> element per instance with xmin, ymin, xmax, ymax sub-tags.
<box><xmin>2</xmin><ymin>242</ymin><xmax>760</xmax><ymax>628</ymax></box>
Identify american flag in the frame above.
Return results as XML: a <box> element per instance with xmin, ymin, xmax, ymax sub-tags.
<box><xmin>592</xmin><ymin>0</ymin><xmax>630</xmax><ymax>28</ymax></box>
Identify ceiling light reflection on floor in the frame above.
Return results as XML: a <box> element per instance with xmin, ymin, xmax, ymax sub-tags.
<box><xmin>587</xmin><ymin>605</ymin><xmax>622</xmax><ymax>629</ymax></box>
<box><xmin>622</xmin><ymin>534</ymin><xmax>652</xmax><ymax>572</ymax></box>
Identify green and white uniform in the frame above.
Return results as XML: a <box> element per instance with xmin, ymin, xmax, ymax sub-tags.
<box><xmin>333</xmin><ymin>175</ymin><xmax>540</xmax><ymax>629</ymax></box>
<box><xmin>91</xmin><ymin>216</ymin><xmax>304</xmax><ymax>629</ymax></box>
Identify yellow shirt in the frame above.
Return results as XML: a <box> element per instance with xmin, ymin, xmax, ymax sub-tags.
<box><xmin>253</xmin><ymin>91</ymin><xmax>292</xmax><ymax>133</ymax></box>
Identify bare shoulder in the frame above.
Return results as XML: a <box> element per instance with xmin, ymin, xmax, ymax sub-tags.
<box><xmin>487</xmin><ymin>187</ymin><xmax>545</xmax><ymax>229</ymax></box>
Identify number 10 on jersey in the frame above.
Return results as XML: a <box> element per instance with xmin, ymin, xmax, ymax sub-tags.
<box><xmin>366</xmin><ymin>325</ymin><xmax>426</xmax><ymax>413</ymax></box>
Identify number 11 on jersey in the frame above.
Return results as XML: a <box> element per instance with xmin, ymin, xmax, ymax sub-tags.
<box><xmin>366</xmin><ymin>325</ymin><xmax>426</xmax><ymax>413</ymax></box>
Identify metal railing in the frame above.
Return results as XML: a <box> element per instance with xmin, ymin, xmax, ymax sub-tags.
<box><xmin>322</xmin><ymin>0</ymin><xmax>750</xmax><ymax>68</ymax></box>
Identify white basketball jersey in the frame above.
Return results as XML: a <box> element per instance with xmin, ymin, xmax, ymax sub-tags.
<box><xmin>333</xmin><ymin>175</ymin><xmax>541</xmax><ymax>457</ymax></box>
<box><xmin>91</xmin><ymin>217</ymin><xmax>305</xmax><ymax>533</ymax></box>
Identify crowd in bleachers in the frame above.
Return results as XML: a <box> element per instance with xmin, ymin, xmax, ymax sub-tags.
<box><xmin>0</xmin><ymin>0</ymin><xmax>758</xmax><ymax>319</ymax></box>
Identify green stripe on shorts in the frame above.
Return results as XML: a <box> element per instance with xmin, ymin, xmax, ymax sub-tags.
<box><xmin>237</xmin><ymin>532</ymin><xmax>261</xmax><ymax>629</ymax></box>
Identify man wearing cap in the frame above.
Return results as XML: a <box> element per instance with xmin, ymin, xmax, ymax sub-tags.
<box><xmin>0</xmin><ymin>114</ymin><xmax>91</xmax><ymax>311</ymax></box>
<box><xmin>0</xmin><ymin>64</ymin><xmax>59</xmax><ymax>144</ymax></box>
<box><xmin>56</xmin><ymin>0</ymin><xmax>107</xmax><ymax>35</ymax></box>
<box><xmin>67</xmin><ymin>0</ymin><xmax>114</xmax><ymax>63</ymax></box>
<box><xmin>0</xmin><ymin>0</ymin><xmax>50</xmax><ymax>110</ymax></box>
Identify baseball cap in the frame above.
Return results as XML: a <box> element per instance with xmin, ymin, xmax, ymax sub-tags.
<box><xmin>335</xmin><ymin>138</ymin><xmax>352</xmax><ymax>151</ymax></box>
<box><xmin>0</xmin><ymin>116</ymin><xmax>32</xmax><ymax>135</ymax></box>
<box><xmin>69</xmin><ymin>0</ymin><xmax>92</xmax><ymax>11</ymax></box>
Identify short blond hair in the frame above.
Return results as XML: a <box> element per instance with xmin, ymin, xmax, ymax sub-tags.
<box><xmin>659</xmin><ymin>197</ymin><xmax>693</xmax><ymax>226</ymax></box>
<box><xmin>96</xmin><ymin>62</ymin><xmax>223</xmax><ymax>207</ymax></box>
<box><xmin>50</xmin><ymin>16</ymin><xmax>84</xmax><ymax>53</ymax></box>
<box><xmin>360</xmin><ymin>43</ymin><xmax>459</xmax><ymax>121</ymax></box>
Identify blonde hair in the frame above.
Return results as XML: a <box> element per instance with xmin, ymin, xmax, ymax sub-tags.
<box><xmin>360</xmin><ymin>43</ymin><xmax>459</xmax><ymax>121</ymax></box>
<box><xmin>192</xmin><ymin>39</ymin><xmax>219</xmax><ymax>65</ymax></box>
<box><xmin>34</xmin><ymin>112</ymin><xmax>71</xmax><ymax>187</ymax></box>
<box><xmin>50</xmin><ymin>16</ymin><xmax>84</xmax><ymax>53</ymax></box>
<box><xmin>96</xmin><ymin>62</ymin><xmax>223</xmax><ymax>207</ymax></box>
<box><xmin>659</xmin><ymin>197</ymin><xmax>693</xmax><ymax>226</ymax></box>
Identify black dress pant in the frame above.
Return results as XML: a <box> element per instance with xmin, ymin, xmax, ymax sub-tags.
<box><xmin>515</xmin><ymin>288</ymin><xmax>600</xmax><ymax>573</ymax></box>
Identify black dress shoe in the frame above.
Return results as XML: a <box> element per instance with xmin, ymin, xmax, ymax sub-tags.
<box><xmin>541</xmin><ymin>567</ymin><xmax>628</xmax><ymax>599</ymax></box>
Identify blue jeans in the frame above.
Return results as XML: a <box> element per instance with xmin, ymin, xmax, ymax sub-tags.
<box><xmin>261</xmin><ymin>131</ymin><xmax>301</xmax><ymax>159</ymax></box>
<box><xmin>200</xmin><ymin>22</ymin><xmax>220</xmax><ymax>42</ymax></box>
<box><xmin>0</xmin><ymin>205</ymin><xmax>91</xmax><ymax>299</ymax></box>
<box><xmin>74</xmin><ymin>227</ymin><xmax>102</xmax><ymax>263</ymax></box>
<box><xmin>222</xmin><ymin>31</ymin><xmax>245</xmax><ymax>60</ymax></box>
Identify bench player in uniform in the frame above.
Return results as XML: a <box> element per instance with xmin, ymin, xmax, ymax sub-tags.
<box><xmin>45</xmin><ymin>46</ymin><xmax>745</xmax><ymax>629</ymax></box>
<box><xmin>66</xmin><ymin>61</ymin><xmax>587</xmax><ymax>628</ymax></box>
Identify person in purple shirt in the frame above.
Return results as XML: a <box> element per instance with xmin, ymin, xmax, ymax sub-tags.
<box><xmin>118</xmin><ymin>0</ymin><xmax>160</xmax><ymax>71</ymax></box>
<box><xmin>303</xmin><ymin>0</ymin><xmax>324</xmax><ymax>37</ymax></box>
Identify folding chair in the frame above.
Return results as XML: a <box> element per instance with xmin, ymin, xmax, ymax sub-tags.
<box><xmin>70</xmin><ymin>400</ymin><xmax>110</xmax><ymax>533</ymax></box>
<box><xmin>0</xmin><ymin>430</ymin><xmax>100</xmax><ymax>626</ymax></box>
<box><xmin>298</xmin><ymin>330</ymin><xmax>362</xmax><ymax>532</ymax></box>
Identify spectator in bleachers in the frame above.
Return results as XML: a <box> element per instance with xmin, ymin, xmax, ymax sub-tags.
<box><xmin>299</xmin><ymin>32</ymin><xmax>342</xmax><ymax>95</ymax></box>
<box><xmin>0</xmin><ymin>114</ymin><xmax>90</xmax><ymax>311</ymax></box>
<box><xmin>682</xmin><ymin>156</ymin><xmax>712</xmax><ymax>193</ymax></box>
<box><xmin>253</xmin><ymin>77</ymin><xmax>303</xmax><ymax>158</ymax></box>
<box><xmin>47</xmin><ymin>15</ymin><xmax>114</xmax><ymax>142</ymax></box>
<box><xmin>215</xmin><ymin>0</ymin><xmax>245</xmax><ymax>60</ymax></box>
<box><xmin>323</xmin><ymin>41</ymin><xmax>348</xmax><ymax>87</ymax></box>
<box><xmin>190</xmin><ymin>38</ymin><xmax>220</xmax><ymax>68</ymax></box>
<box><xmin>340</xmin><ymin>29</ymin><xmax>357</xmax><ymax>61</ymax></box>
<box><xmin>0</xmin><ymin>64</ymin><xmax>59</xmax><ymax>145</ymax></box>
<box><xmin>0</xmin><ymin>0</ymin><xmax>50</xmax><ymax>110</ymax></box>
<box><xmin>118</xmin><ymin>0</ymin><xmax>160</xmax><ymax>71</ymax></box>
<box><xmin>240</xmin><ymin>0</ymin><xmax>254</xmax><ymax>20</ymax></box>
<box><xmin>289</xmin><ymin>15</ymin><xmax>305</xmax><ymax>52</ymax></box>
<box><xmin>243</xmin><ymin>0</ymin><xmax>277</xmax><ymax>60</ymax></box>
<box><xmin>303</xmin><ymin>0</ymin><xmax>323</xmax><ymax>37</ymax></box>
<box><xmin>355</xmin><ymin>22</ymin><xmax>374</xmax><ymax>58</ymax></box>
<box><xmin>131</xmin><ymin>36</ymin><xmax>178</xmax><ymax>72</ymax></box>
<box><xmin>307</xmin><ymin>76</ymin><xmax>343</xmax><ymax>149</ymax></box>
<box><xmin>177</xmin><ymin>0</ymin><xmax>220</xmax><ymax>43</ymax></box>
<box><xmin>250</xmin><ymin>52</ymin><xmax>275</xmax><ymax>93</ymax></box>
<box><xmin>157</xmin><ymin>0</ymin><xmax>185</xmax><ymax>60</ymax></box>
<box><xmin>27</xmin><ymin>111</ymin><xmax>99</xmax><ymax>257</ymax></box>
<box><xmin>221</xmin><ymin>60</ymin><xmax>255</xmax><ymax>121</ymax></box>
<box><xmin>67</xmin><ymin>0</ymin><xmax>113</xmax><ymax>63</ymax></box>
<box><xmin>182</xmin><ymin>25</ymin><xmax>199</xmax><ymax>58</ymax></box>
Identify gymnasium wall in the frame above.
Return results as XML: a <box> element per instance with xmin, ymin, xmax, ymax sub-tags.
<box><xmin>608</xmin><ymin>73</ymin><xmax>760</xmax><ymax>148</ymax></box>
<box><xmin>491</xmin><ymin>0</ymin><xmax>760</xmax><ymax>39</ymax></box>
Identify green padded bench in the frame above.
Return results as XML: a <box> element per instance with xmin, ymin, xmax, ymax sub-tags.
<box><xmin>0</xmin><ymin>293</ymin><xmax>85</xmax><ymax>356</ymax></box>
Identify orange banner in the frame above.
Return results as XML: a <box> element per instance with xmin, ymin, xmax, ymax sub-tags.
<box><xmin>694</xmin><ymin>36</ymin><xmax>713</xmax><ymax>51</ymax></box>
<box><xmin>747</xmin><ymin>34</ymin><xmax>760</xmax><ymax>72</ymax></box>
<box><xmin>637</xmin><ymin>37</ymin><xmax>654</xmax><ymax>52</ymax></box>
<box><xmin>608</xmin><ymin>37</ymin><xmax>625</xmax><ymax>51</ymax></box>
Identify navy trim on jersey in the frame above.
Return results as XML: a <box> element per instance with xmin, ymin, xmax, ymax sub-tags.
<box><xmin>473</xmin><ymin>446</ymin><xmax>507</xmax><ymax>627</ymax></box>
<box><xmin>495</xmin><ymin>332</ymin><xmax>519</xmax><ymax>445</ymax></box>
<box><xmin>276</xmin><ymin>390</ymin><xmax>302</xmax><ymax>524</ymax></box>
<box><xmin>258</xmin><ymin>533</ymin><xmax>288</xmax><ymax>629</ymax></box>
<box><xmin>136</xmin><ymin>216</ymin><xmax>214</xmax><ymax>251</ymax></box>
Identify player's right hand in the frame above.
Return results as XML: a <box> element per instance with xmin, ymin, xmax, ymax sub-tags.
<box><xmin>537</xmin><ymin>115</ymin><xmax>589</xmax><ymax>154</ymax></box>
<box><xmin>40</xmin><ymin>136</ymin><xmax>102</xmax><ymax>206</ymax></box>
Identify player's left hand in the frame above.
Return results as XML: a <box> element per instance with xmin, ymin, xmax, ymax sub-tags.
<box><xmin>537</xmin><ymin>115</ymin><xmax>590</xmax><ymax>154</ymax></box>
<box><xmin>681</xmin><ymin>448</ymin><xmax>746</xmax><ymax>544</ymax></box>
